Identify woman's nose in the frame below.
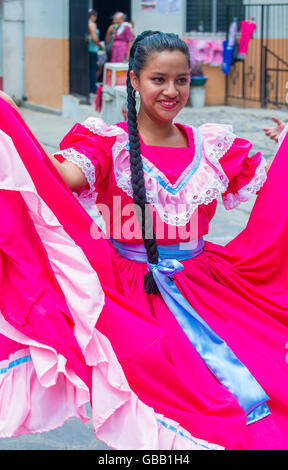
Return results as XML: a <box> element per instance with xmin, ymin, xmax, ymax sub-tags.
<box><xmin>163</xmin><ymin>81</ymin><xmax>178</xmax><ymax>97</ymax></box>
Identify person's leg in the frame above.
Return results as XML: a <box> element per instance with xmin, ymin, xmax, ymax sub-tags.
<box><xmin>89</xmin><ymin>52</ymin><xmax>98</xmax><ymax>93</ymax></box>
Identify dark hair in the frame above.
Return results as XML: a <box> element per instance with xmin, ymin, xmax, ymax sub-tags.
<box><xmin>126</xmin><ymin>31</ymin><xmax>190</xmax><ymax>294</ymax></box>
<box><xmin>112</xmin><ymin>11</ymin><xmax>127</xmax><ymax>20</ymax></box>
<box><xmin>88</xmin><ymin>9</ymin><xmax>98</xmax><ymax>19</ymax></box>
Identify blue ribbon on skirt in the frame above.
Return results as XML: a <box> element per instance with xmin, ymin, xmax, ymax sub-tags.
<box><xmin>111</xmin><ymin>238</ymin><xmax>271</xmax><ymax>425</ymax></box>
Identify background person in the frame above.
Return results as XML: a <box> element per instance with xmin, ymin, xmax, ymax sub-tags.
<box><xmin>105</xmin><ymin>12</ymin><xmax>134</xmax><ymax>63</ymax></box>
<box><xmin>88</xmin><ymin>9</ymin><xmax>102</xmax><ymax>93</ymax></box>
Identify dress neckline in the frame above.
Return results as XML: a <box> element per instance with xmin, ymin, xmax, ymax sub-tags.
<box><xmin>116</xmin><ymin>121</ymin><xmax>194</xmax><ymax>150</ymax></box>
<box><xmin>139</xmin><ymin>123</ymin><xmax>192</xmax><ymax>149</ymax></box>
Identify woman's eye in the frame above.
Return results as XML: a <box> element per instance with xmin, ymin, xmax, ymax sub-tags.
<box><xmin>151</xmin><ymin>77</ymin><xmax>164</xmax><ymax>83</ymax></box>
<box><xmin>178</xmin><ymin>78</ymin><xmax>189</xmax><ymax>84</ymax></box>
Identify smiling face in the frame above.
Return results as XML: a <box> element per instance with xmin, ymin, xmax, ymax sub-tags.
<box><xmin>113</xmin><ymin>13</ymin><xmax>125</xmax><ymax>26</ymax></box>
<box><xmin>130</xmin><ymin>49</ymin><xmax>190</xmax><ymax>124</ymax></box>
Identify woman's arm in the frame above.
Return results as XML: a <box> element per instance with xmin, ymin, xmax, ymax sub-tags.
<box><xmin>264</xmin><ymin>118</ymin><xmax>288</xmax><ymax>172</ymax></box>
<box><xmin>89</xmin><ymin>21</ymin><xmax>101</xmax><ymax>48</ymax></box>
<box><xmin>105</xmin><ymin>24</ymin><xmax>114</xmax><ymax>43</ymax></box>
<box><xmin>48</xmin><ymin>155</ymin><xmax>88</xmax><ymax>191</ymax></box>
<box><xmin>265</xmin><ymin>159</ymin><xmax>274</xmax><ymax>173</ymax></box>
<box><xmin>125</xmin><ymin>40</ymin><xmax>134</xmax><ymax>61</ymax></box>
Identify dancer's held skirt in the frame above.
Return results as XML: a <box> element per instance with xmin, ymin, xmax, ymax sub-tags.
<box><xmin>0</xmin><ymin>100</ymin><xmax>288</xmax><ymax>450</ymax></box>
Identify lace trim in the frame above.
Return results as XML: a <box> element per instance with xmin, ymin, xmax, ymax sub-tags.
<box><xmin>278</xmin><ymin>124</ymin><xmax>288</xmax><ymax>147</ymax></box>
<box><xmin>222</xmin><ymin>156</ymin><xmax>267</xmax><ymax>210</ymax></box>
<box><xmin>78</xmin><ymin>117</ymin><xmax>261</xmax><ymax>226</ymax></box>
<box><xmin>53</xmin><ymin>148</ymin><xmax>96</xmax><ymax>194</ymax></box>
<box><xmin>82</xmin><ymin>117</ymin><xmax>124</xmax><ymax>138</ymax></box>
<box><xmin>111</xmin><ymin>122</ymin><xmax>235</xmax><ymax>225</ymax></box>
<box><xmin>201</xmin><ymin>132</ymin><xmax>234</xmax><ymax>187</ymax></box>
<box><xmin>116</xmin><ymin>170</ymin><xmax>227</xmax><ymax>225</ymax></box>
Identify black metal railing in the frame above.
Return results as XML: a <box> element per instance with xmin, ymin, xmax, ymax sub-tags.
<box><xmin>186</xmin><ymin>0</ymin><xmax>244</xmax><ymax>34</ymax></box>
<box><xmin>225</xmin><ymin>3</ymin><xmax>288</xmax><ymax>108</ymax></box>
<box><xmin>263</xmin><ymin>46</ymin><xmax>288</xmax><ymax>107</ymax></box>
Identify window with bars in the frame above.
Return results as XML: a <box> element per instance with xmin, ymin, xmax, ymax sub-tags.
<box><xmin>186</xmin><ymin>0</ymin><xmax>244</xmax><ymax>34</ymax></box>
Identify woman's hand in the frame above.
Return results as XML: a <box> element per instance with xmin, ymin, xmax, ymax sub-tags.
<box><xmin>0</xmin><ymin>91</ymin><xmax>19</xmax><ymax>110</ymax></box>
<box><xmin>264</xmin><ymin>117</ymin><xmax>286</xmax><ymax>142</ymax></box>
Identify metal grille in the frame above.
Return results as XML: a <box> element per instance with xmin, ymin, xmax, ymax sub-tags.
<box><xmin>225</xmin><ymin>3</ymin><xmax>288</xmax><ymax>108</ymax></box>
<box><xmin>216</xmin><ymin>1</ymin><xmax>244</xmax><ymax>32</ymax></box>
<box><xmin>186</xmin><ymin>0</ymin><xmax>243</xmax><ymax>33</ymax></box>
<box><xmin>186</xmin><ymin>0</ymin><xmax>212</xmax><ymax>33</ymax></box>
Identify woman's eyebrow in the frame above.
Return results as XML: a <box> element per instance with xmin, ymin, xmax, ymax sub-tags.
<box><xmin>150</xmin><ymin>71</ymin><xmax>190</xmax><ymax>76</ymax></box>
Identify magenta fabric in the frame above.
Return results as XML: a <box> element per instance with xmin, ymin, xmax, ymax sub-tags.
<box><xmin>238</xmin><ymin>20</ymin><xmax>257</xmax><ymax>55</ymax></box>
<box><xmin>110</xmin><ymin>24</ymin><xmax>134</xmax><ymax>63</ymax></box>
<box><xmin>1</xmin><ymin>98</ymin><xmax>288</xmax><ymax>449</ymax></box>
<box><xmin>56</xmin><ymin>120</ymin><xmax>263</xmax><ymax>244</ymax></box>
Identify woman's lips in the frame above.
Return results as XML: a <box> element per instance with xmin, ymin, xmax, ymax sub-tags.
<box><xmin>158</xmin><ymin>100</ymin><xmax>179</xmax><ymax>110</ymax></box>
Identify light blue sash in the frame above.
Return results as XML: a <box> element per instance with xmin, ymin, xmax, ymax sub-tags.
<box><xmin>112</xmin><ymin>238</ymin><xmax>271</xmax><ymax>425</ymax></box>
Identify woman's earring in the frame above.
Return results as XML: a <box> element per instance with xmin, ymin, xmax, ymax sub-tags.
<box><xmin>132</xmin><ymin>88</ymin><xmax>136</xmax><ymax>99</ymax></box>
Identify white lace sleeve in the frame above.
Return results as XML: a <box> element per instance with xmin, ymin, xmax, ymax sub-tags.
<box><xmin>53</xmin><ymin>147</ymin><xmax>99</xmax><ymax>217</ymax></box>
<box><xmin>53</xmin><ymin>148</ymin><xmax>96</xmax><ymax>193</ymax></box>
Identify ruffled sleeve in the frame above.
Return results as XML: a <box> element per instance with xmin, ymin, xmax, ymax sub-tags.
<box><xmin>200</xmin><ymin>123</ymin><xmax>267</xmax><ymax>211</ymax></box>
<box><xmin>219</xmin><ymin>137</ymin><xmax>267</xmax><ymax>210</ymax></box>
<box><xmin>53</xmin><ymin>117</ymin><xmax>114</xmax><ymax>197</ymax></box>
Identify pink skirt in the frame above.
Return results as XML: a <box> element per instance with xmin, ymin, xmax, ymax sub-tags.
<box><xmin>1</xmin><ymin>98</ymin><xmax>288</xmax><ymax>450</ymax></box>
<box><xmin>111</xmin><ymin>40</ymin><xmax>129</xmax><ymax>62</ymax></box>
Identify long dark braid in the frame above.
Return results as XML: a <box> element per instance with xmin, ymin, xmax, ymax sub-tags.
<box><xmin>126</xmin><ymin>31</ymin><xmax>160</xmax><ymax>294</ymax></box>
<box><xmin>126</xmin><ymin>31</ymin><xmax>191</xmax><ymax>294</ymax></box>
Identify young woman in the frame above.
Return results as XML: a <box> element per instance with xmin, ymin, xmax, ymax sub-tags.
<box><xmin>1</xmin><ymin>31</ymin><xmax>288</xmax><ymax>450</ymax></box>
<box><xmin>88</xmin><ymin>9</ymin><xmax>102</xmax><ymax>93</ymax></box>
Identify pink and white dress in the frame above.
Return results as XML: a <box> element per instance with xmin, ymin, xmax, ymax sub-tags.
<box><xmin>1</xmin><ymin>99</ymin><xmax>288</xmax><ymax>450</ymax></box>
<box><xmin>110</xmin><ymin>23</ymin><xmax>134</xmax><ymax>63</ymax></box>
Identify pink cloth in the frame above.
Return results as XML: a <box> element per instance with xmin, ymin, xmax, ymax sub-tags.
<box><xmin>55</xmin><ymin>120</ymin><xmax>265</xmax><ymax>241</ymax></box>
<box><xmin>110</xmin><ymin>24</ymin><xmax>134</xmax><ymax>63</ymax></box>
<box><xmin>1</xmin><ymin>100</ymin><xmax>288</xmax><ymax>449</ymax></box>
<box><xmin>186</xmin><ymin>39</ymin><xmax>223</xmax><ymax>66</ymax></box>
<box><xmin>238</xmin><ymin>20</ymin><xmax>257</xmax><ymax>55</ymax></box>
<box><xmin>193</xmin><ymin>40</ymin><xmax>213</xmax><ymax>64</ymax></box>
<box><xmin>55</xmin><ymin>118</ymin><xmax>288</xmax><ymax>449</ymax></box>
<box><xmin>210</xmin><ymin>40</ymin><xmax>224</xmax><ymax>66</ymax></box>
<box><xmin>0</xmin><ymin>100</ymin><xmax>221</xmax><ymax>450</ymax></box>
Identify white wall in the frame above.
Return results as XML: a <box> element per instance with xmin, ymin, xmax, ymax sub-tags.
<box><xmin>24</xmin><ymin>0</ymin><xmax>69</xmax><ymax>38</ymax></box>
<box><xmin>131</xmin><ymin>0</ymin><xmax>185</xmax><ymax>37</ymax></box>
<box><xmin>2</xmin><ymin>0</ymin><xmax>24</xmax><ymax>101</ymax></box>
<box><xmin>1</xmin><ymin>0</ymin><xmax>70</xmax><ymax>104</ymax></box>
<box><xmin>243</xmin><ymin>0</ymin><xmax>288</xmax><ymax>39</ymax></box>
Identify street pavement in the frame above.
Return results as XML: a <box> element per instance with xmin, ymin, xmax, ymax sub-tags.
<box><xmin>0</xmin><ymin>101</ymin><xmax>286</xmax><ymax>449</ymax></box>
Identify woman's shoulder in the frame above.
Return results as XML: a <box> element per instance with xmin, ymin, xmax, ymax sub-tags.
<box><xmin>198</xmin><ymin>122</ymin><xmax>236</xmax><ymax>157</ymax></box>
<box><xmin>115</xmin><ymin>121</ymin><xmax>129</xmax><ymax>132</ymax></box>
<box><xmin>123</xmin><ymin>22</ymin><xmax>132</xmax><ymax>30</ymax></box>
<box><xmin>68</xmin><ymin>118</ymin><xmax>127</xmax><ymax>139</ymax></box>
<box><xmin>88</xmin><ymin>20</ymin><xmax>96</xmax><ymax>30</ymax></box>
<box><xmin>59</xmin><ymin>118</ymin><xmax>127</xmax><ymax>157</ymax></box>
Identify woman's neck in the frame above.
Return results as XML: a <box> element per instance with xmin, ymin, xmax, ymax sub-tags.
<box><xmin>137</xmin><ymin>110</ymin><xmax>187</xmax><ymax>147</ymax></box>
